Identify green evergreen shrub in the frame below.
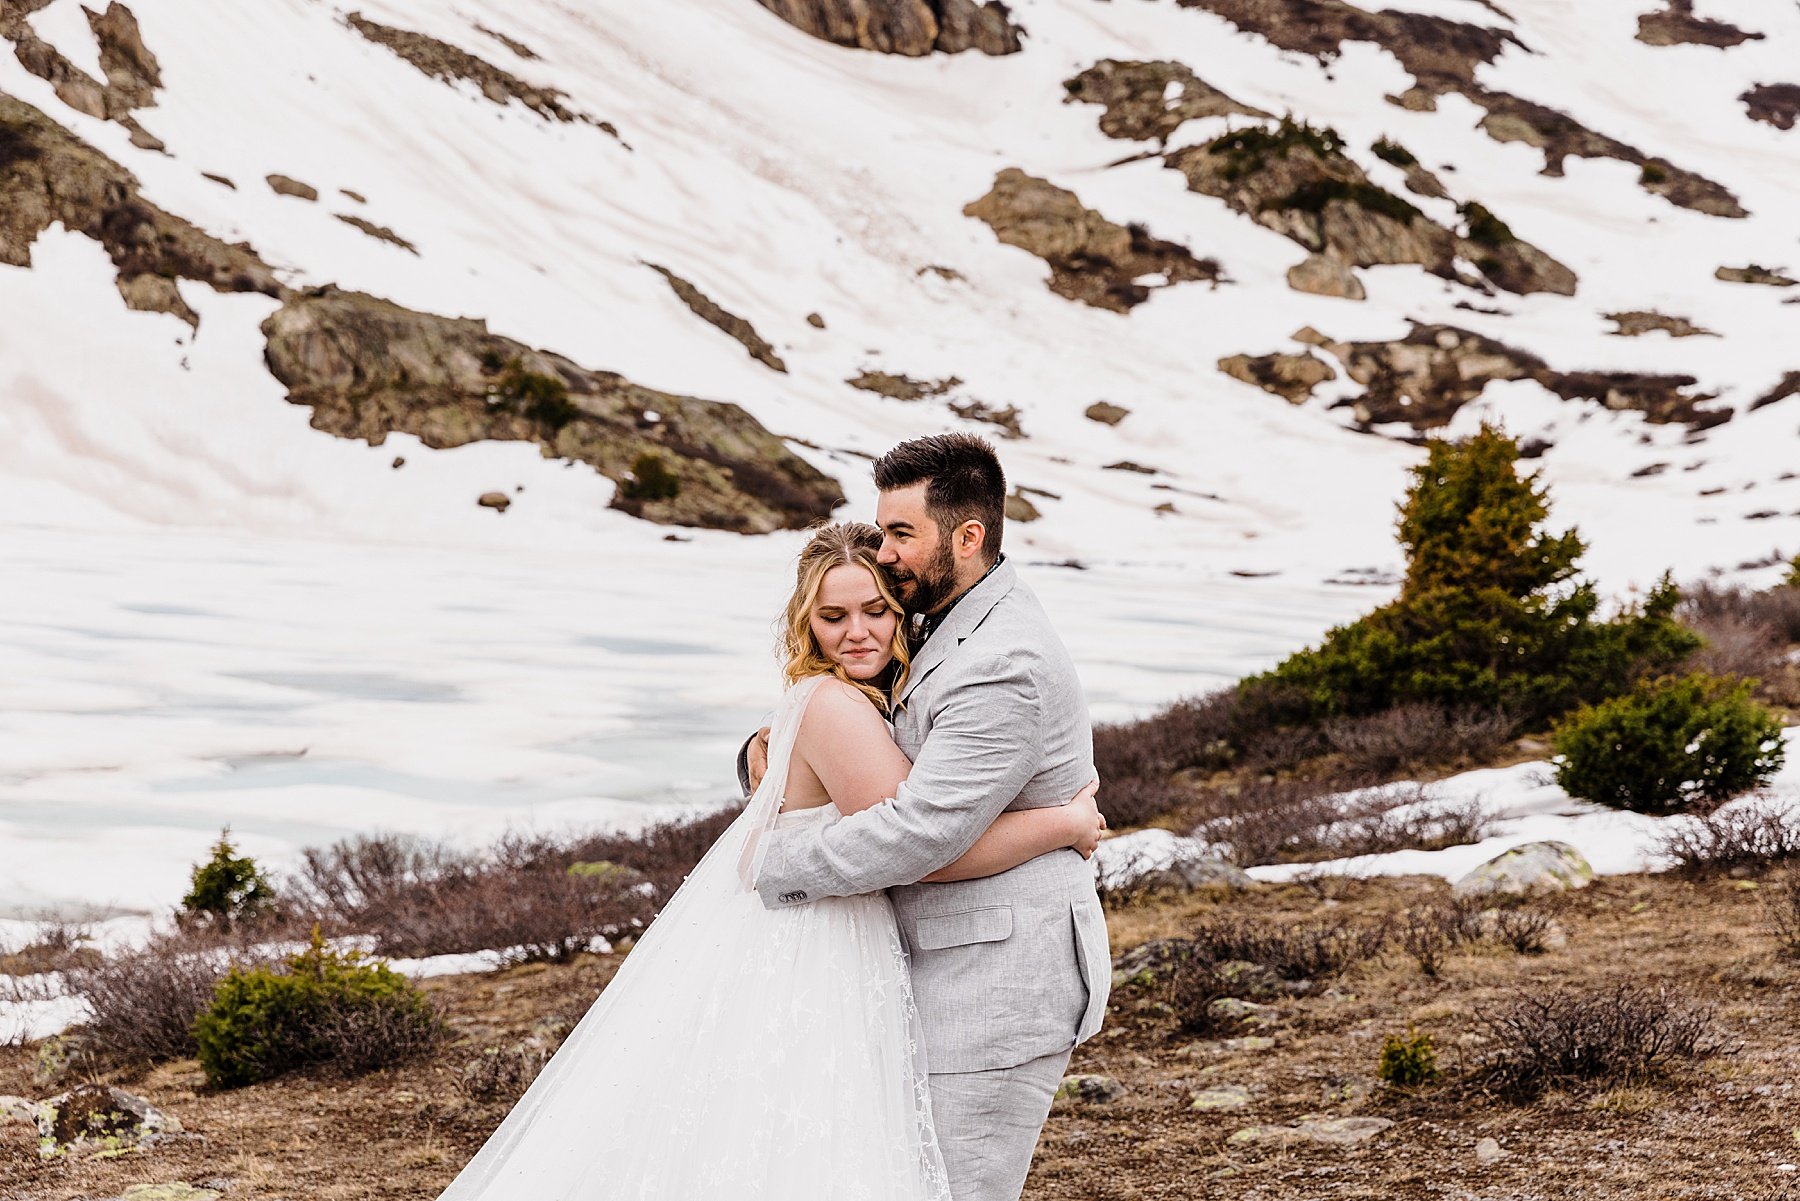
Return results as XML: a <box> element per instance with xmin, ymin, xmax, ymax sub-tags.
<box><xmin>1370</xmin><ymin>137</ymin><xmax>1417</xmax><ymax>167</ymax></box>
<box><xmin>180</xmin><ymin>828</ymin><xmax>275</xmax><ymax>931</ymax></box>
<box><xmin>621</xmin><ymin>453</ymin><xmax>680</xmax><ymax>502</ymax></box>
<box><xmin>1551</xmin><ymin>672</ymin><xmax>1786</xmax><ymax>814</ymax></box>
<box><xmin>1252</xmin><ymin>426</ymin><xmax>1698</xmax><ymax>727</ymax></box>
<box><xmin>1378</xmin><ymin>1027</ymin><xmax>1440</xmax><ymax>1087</ymax></box>
<box><xmin>192</xmin><ymin>928</ymin><xmax>440</xmax><ymax>1088</ymax></box>
<box><xmin>497</xmin><ymin>359</ymin><xmax>580</xmax><ymax>429</ymax></box>
<box><xmin>1784</xmin><ymin>555</ymin><xmax>1800</xmax><ymax>590</ymax></box>
<box><xmin>1457</xmin><ymin>201</ymin><xmax>1516</xmax><ymax>247</ymax></box>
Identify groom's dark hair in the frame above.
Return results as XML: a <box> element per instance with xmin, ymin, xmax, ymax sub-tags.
<box><xmin>873</xmin><ymin>434</ymin><xmax>1006</xmax><ymax>561</ymax></box>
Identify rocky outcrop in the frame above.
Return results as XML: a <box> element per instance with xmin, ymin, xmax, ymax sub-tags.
<box><xmin>963</xmin><ymin>168</ymin><xmax>1223</xmax><ymax>312</ymax></box>
<box><xmin>753</xmin><ymin>0</ymin><xmax>1022</xmax><ymax>56</ymax></box>
<box><xmin>346</xmin><ymin>13</ymin><xmax>621</xmax><ymax>139</ymax></box>
<box><xmin>335</xmin><ymin>213</ymin><xmax>418</xmax><ymax>254</ymax></box>
<box><xmin>1063</xmin><ymin>60</ymin><xmax>1268</xmax><ymax>143</ymax></box>
<box><xmin>1717</xmin><ymin>263</ymin><xmax>1797</xmax><ymax>287</ymax></box>
<box><xmin>266</xmin><ymin>173</ymin><xmax>318</xmax><ymax>200</ymax></box>
<box><xmin>1750</xmin><ymin>372</ymin><xmax>1800</xmax><ymax>412</ymax></box>
<box><xmin>34</xmin><ymin>1083</ymin><xmax>182</xmax><ymax>1158</ymax></box>
<box><xmin>1451</xmin><ymin>840</ymin><xmax>1594</xmax><ymax>900</ymax></box>
<box><xmin>2</xmin><ymin>1</ymin><xmax>164</xmax><ymax>148</ymax></box>
<box><xmin>648</xmin><ymin>264</ymin><xmax>788</xmax><ymax>373</ymax></box>
<box><xmin>847</xmin><ymin>370</ymin><xmax>959</xmax><ymax>401</ymax></box>
<box><xmin>1605</xmin><ymin>311</ymin><xmax>1715</xmax><ymax>338</ymax></box>
<box><xmin>1300</xmin><ymin>323</ymin><xmax>1726</xmax><ymax>430</ymax></box>
<box><xmin>1286</xmin><ymin>253</ymin><xmax>1364</xmax><ymax>300</ymax></box>
<box><xmin>0</xmin><ymin>93</ymin><xmax>282</xmax><ymax>326</ymax></box>
<box><xmin>1219</xmin><ymin>351</ymin><xmax>1336</xmax><ymax>403</ymax></box>
<box><xmin>1636</xmin><ymin>0</ymin><xmax>1762</xmax><ymax>48</ymax></box>
<box><xmin>1165</xmin><ymin>119</ymin><xmax>1576</xmax><ymax>296</ymax></box>
<box><xmin>1084</xmin><ymin>401</ymin><xmax>1129</xmax><ymax>425</ymax></box>
<box><xmin>948</xmin><ymin>398</ymin><xmax>1023</xmax><ymax>438</ymax></box>
<box><xmin>1054</xmin><ymin>1074</ymin><xmax>1125</xmax><ymax>1105</ymax></box>
<box><xmin>1176</xmin><ymin>0</ymin><xmax>1745</xmax><ymax>218</ymax></box>
<box><xmin>262</xmin><ymin>289</ymin><xmax>840</xmax><ymax>532</ymax></box>
<box><xmin>1742</xmin><ymin>84</ymin><xmax>1800</xmax><ymax>131</ymax></box>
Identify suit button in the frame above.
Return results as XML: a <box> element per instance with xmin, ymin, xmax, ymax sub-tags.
<box><xmin>780</xmin><ymin>890</ymin><xmax>807</xmax><ymax>903</ymax></box>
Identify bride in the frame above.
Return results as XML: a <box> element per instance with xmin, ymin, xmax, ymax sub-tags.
<box><xmin>437</xmin><ymin>522</ymin><xmax>1104</xmax><ymax>1200</ymax></box>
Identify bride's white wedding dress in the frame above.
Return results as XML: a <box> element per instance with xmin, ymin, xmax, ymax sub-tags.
<box><xmin>437</xmin><ymin>676</ymin><xmax>951</xmax><ymax>1201</ymax></box>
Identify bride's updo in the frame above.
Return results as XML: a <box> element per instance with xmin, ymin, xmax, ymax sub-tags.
<box><xmin>779</xmin><ymin>522</ymin><xmax>911</xmax><ymax>710</ymax></box>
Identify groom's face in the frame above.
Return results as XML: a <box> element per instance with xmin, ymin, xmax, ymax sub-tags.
<box><xmin>876</xmin><ymin>483</ymin><xmax>958</xmax><ymax>614</ymax></box>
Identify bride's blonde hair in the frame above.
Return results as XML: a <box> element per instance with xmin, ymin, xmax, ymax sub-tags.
<box><xmin>780</xmin><ymin>522</ymin><xmax>911</xmax><ymax>711</ymax></box>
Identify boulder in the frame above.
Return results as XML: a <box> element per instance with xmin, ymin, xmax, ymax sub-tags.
<box><xmin>1094</xmin><ymin>829</ymin><xmax>1252</xmax><ymax>894</ymax></box>
<box><xmin>1190</xmin><ymin>1084</ymin><xmax>1251</xmax><ymax>1111</ymax></box>
<box><xmin>1219</xmin><ymin>350</ymin><xmax>1336</xmax><ymax>404</ymax></box>
<box><xmin>1451</xmin><ymin>840</ymin><xmax>1594</xmax><ymax>900</ymax></box>
<box><xmin>752</xmin><ymin>0</ymin><xmax>1022</xmax><ymax>57</ymax></box>
<box><xmin>1054</xmin><ymin>1074</ymin><xmax>1125</xmax><ymax>1105</ymax></box>
<box><xmin>477</xmin><ymin>492</ymin><xmax>511</xmax><ymax>512</ymax></box>
<box><xmin>265</xmin><ymin>173</ymin><xmax>319</xmax><ymax>201</ymax></box>
<box><xmin>1207</xmin><ymin>997</ymin><xmax>1279</xmax><ymax>1028</ymax></box>
<box><xmin>1084</xmin><ymin>401</ymin><xmax>1130</xmax><ymax>425</ymax></box>
<box><xmin>1716</xmin><ymin>264</ymin><xmax>1797</xmax><ymax>287</ymax></box>
<box><xmin>1286</xmin><ymin>253</ymin><xmax>1365</xmax><ymax>300</ymax></box>
<box><xmin>2</xmin><ymin>1094</ymin><xmax>37</xmax><ymax>1123</ymax></box>
<box><xmin>35</xmin><ymin>1084</ymin><xmax>181</xmax><ymax>1159</ymax></box>
<box><xmin>1229</xmin><ymin>1116</ymin><xmax>1393</xmax><ymax>1147</ymax></box>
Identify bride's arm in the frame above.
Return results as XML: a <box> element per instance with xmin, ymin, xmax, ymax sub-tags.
<box><xmin>798</xmin><ymin>683</ymin><xmax>1102</xmax><ymax>882</ymax></box>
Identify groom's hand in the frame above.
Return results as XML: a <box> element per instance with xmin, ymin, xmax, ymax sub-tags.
<box><xmin>745</xmin><ymin>727</ymin><xmax>772</xmax><ymax>792</ymax></box>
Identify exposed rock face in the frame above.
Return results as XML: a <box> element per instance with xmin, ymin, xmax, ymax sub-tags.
<box><xmin>266</xmin><ymin>173</ymin><xmax>318</xmax><ymax>200</ymax></box>
<box><xmin>346</xmin><ymin>12</ymin><xmax>620</xmax><ymax>138</ymax></box>
<box><xmin>648</xmin><ymin>264</ymin><xmax>788</xmax><ymax>373</ymax></box>
<box><xmin>1605</xmin><ymin>311</ymin><xmax>1715</xmax><ymax>338</ymax></box>
<box><xmin>1084</xmin><ymin>401</ymin><xmax>1129</xmax><ymax>425</ymax></box>
<box><xmin>1636</xmin><ymin>0</ymin><xmax>1762</xmax><ymax>48</ymax></box>
<box><xmin>335</xmin><ymin>213</ymin><xmax>418</xmax><ymax>254</ymax></box>
<box><xmin>1451</xmin><ymin>840</ymin><xmax>1594</xmax><ymax>899</ymax></box>
<box><xmin>1751</xmin><ymin>372</ymin><xmax>1800</xmax><ymax>411</ymax></box>
<box><xmin>1219</xmin><ymin>350</ymin><xmax>1336</xmax><ymax>403</ymax></box>
<box><xmin>1303</xmin><ymin>323</ymin><xmax>1725</xmax><ymax>429</ymax></box>
<box><xmin>1176</xmin><ymin>0</ymin><xmax>1745</xmax><ymax>218</ymax></box>
<box><xmin>1742</xmin><ymin>83</ymin><xmax>1800</xmax><ymax>131</ymax></box>
<box><xmin>963</xmin><ymin>168</ymin><xmax>1222</xmax><ymax>312</ymax></box>
<box><xmin>2</xmin><ymin>1</ymin><xmax>164</xmax><ymax>147</ymax></box>
<box><xmin>1717</xmin><ymin>263</ymin><xmax>1797</xmax><ymax>287</ymax></box>
<box><xmin>753</xmin><ymin>0</ymin><xmax>1022</xmax><ymax>56</ymax></box>
<box><xmin>1286</xmin><ymin>253</ymin><xmax>1365</xmax><ymax>300</ymax></box>
<box><xmin>949</xmin><ymin>398</ymin><xmax>1023</xmax><ymax>438</ymax></box>
<box><xmin>262</xmin><ymin>289</ymin><xmax>840</xmax><ymax>532</ymax></box>
<box><xmin>847</xmin><ymin>370</ymin><xmax>959</xmax><ymax>401</ymax></box>
<box><xmin>1165</xmin><ymin>120</ymin><xmax>1576</xmax><ymax>296</ymax></box>
<box><xmin>0</xmin><ymin>93</ymin><xmax>282</xmax><ymax>326</ymax></box>
<box><xmin>1063</xmin><ymin>60</ymin><xmax>1268</xmax><ymax>143</ymax></box>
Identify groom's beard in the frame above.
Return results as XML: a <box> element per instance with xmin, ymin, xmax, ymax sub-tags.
<box><xmin>893</xmin><ymin>542</ymin><xmax>958</xmax><ymax>616</ymax></box>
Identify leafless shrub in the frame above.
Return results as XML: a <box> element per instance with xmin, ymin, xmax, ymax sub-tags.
<box><xmin>1492</xmin><ymin>901</ymin><xmax>1561</xmax><ymax>955</ymax></box>
<box><xmin>1324</xmin><ymin>703</ymin><xmax>1519</xmax><ymax>776</ymax></box>
<box><xmin>1763</xmin><ymin>874</ymin><xmax>1800</xmax><ymax>959</ymax></box>
<box><xmin>1187</xmin><ymin>914</ymin><xmax>1387</xmax><ymax>982</ymax></box>
<box><xmin>1092</xmin><ymin>688</ymin><xmax>1241</xmax><ymax>827</ymax></box>
<box><xmin>59</xmin><ymin>929</ymin><xmax>270</xmax><ymax>1064</ymax></box>
<box><xmin>458</xmin><ymin>1038</ymin><xmax>552</xmax><ymax>1103</ymax></box>
<box><xmin>1682</xmin><ymin>579</ymin><xmax>1800</xmax><ymax>648</ymax></box>
<box><xmin>0</xmin><ymin>920</ymin><xmax>98</xmax><ymax>977</ymax></box>
<box><xmin>1472</xmin><ymin>983</ymin><xmax>1723</xmax><ymax>1098</ymax></box>
<box><xmin>1397</xmin><ymin>909</ymin><xmax>1449</xmax><ymax>977</ymax></box>
<box><xmin>1656</xmin><ymin>795</ymin><xmax>1800</xmax><ymax>877</ymax></box>
<box><xmin>1202</xmin><ymin>780</ymin><xmax>1492</xmax><ymax>867</ymax></box>
<box><xmin>1166</xmin><ymin>954</ymin><xmax>1241</xmax><ymax>1036</ymax></box>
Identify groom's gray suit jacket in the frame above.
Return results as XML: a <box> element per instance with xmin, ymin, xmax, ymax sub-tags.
<box><xmin>755</xmin><ymin>559</ymin><xmax>1111</xmax><ymax>1075</ymax></box>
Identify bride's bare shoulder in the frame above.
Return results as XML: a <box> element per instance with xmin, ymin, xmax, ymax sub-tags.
<box><xmin>797</xmin><ymin>677</ymin><xmax>887</xmax><ymax>736</ymax></box>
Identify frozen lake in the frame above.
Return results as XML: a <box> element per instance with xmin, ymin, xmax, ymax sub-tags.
<box><xmin>0</xmin><ymin>521</ymin><xmax>1376</xmax><ymax>919</ymax></box>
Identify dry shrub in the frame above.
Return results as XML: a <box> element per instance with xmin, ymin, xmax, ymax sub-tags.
<box><xmin>1396</xmin><ymin>910</ymin><xmax>1449</xmax><ymax>977</ymax></box>
<box><xmin>458</xmin><ymin>1039</ymin><xmax>552</xmax><ymax>1103</ymax></box>
<box><xmin>1492</xmin><ymin>901</ymin><xmax>1561</xmax><ymax>954</ymax></box>
<box><xmin>1186</xmin><ymin>914</ymin><xmax>1387</xmax><ymax>982</ymax></box>
<box><xmin>0</xmin><ymin>920</ymin><xmax>98</xmax><ymax>976</ymax></box>
<box><xmin>1092</xmin><ymin>688</ymin><xmax>1239</xmax><ymax>827</ymax></box>
<box><xmin>1682</xmin><ymin>579</ymin><xmax>1800</xmax><ymax>648</ymax></box>
<box><xmin>1764</xmin><ymin>874</ymin><xmax>1800</xmax><ymax>959</ymax></box>
<box><xmin>562</xmin><ymin>805</ymin><xmax>741</xmax><ymax>900</ymax></box>
<box><xmin>1323</xmin><ymin>703</ymin><xmax>1518</xmax><ymax>776</ymax></box>
<box><xmin>59</xmin><ymin>929</ymin><xmax>271</xmax><ymax>1064</ymax></box>
<box><xmin>1202</xmin><ymin>780</ymin><xmax>1492</xmax><ymax>867</ymax></box>
<box><xmin>1656</xmin><ymin>795</ymin><xmax>1800</xmax><ymax>876</ymax></box>
<box><xmin>1166</xmin><ymin>954</ymin><xmax>1241</xmax><ymax>1036</ymax></box>
<box><xmin>1473</xmin><ymin>983</ymin><xmax>1722</xmax><ymax>1098</ymax></box>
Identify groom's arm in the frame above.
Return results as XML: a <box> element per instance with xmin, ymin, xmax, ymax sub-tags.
<box><xmin>754</xmin><ymin>654</ymin><xmax>1043</xmax><ymax>907</ymax></box>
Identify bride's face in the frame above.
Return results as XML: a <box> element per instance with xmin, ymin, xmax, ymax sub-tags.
<box><xmin>810</xmin><ymin>564</ymin><xmax>898</xmax><ymax>680</ymax></box>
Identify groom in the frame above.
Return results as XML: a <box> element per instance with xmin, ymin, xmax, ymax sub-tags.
<box><xmin>745</xmin><ymin>434</ymin><xmax>1110</xmax><ymax>1201</ymax></box>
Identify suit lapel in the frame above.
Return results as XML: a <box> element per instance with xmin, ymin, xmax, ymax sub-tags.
<box><xmin>897</xmin><ymin>560</ymin><xmax>1016</xmax><ymax>708</ymax></box>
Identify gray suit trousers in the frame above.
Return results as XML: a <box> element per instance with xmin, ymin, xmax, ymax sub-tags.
<box><xmin>929</xmin><ymin>1048</ymin><xmax>1071</xmax><ymax>1201</ymax></box>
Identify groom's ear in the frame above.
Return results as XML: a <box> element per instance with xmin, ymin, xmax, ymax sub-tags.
<box><xmin>955</xmin><ymin>519</ymin><xmax>987</xmax><ymax>560</ymax></box>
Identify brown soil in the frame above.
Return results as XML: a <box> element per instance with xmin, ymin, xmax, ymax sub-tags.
<box><xmin>7</xmin><ymin>872</ymin><xmax>1799</xmax><ymax>1199</ymax></box>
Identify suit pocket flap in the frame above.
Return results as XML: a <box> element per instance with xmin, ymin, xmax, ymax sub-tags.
<box><xmin>915</xmin><ymin>906</ymin><xmax>1013</xmax><ymax>951</ymax></box>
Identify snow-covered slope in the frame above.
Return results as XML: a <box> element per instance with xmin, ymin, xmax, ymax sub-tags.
<box><xmin>2</xmin><ymin>0</ymin><xmax>1797</xmax><ymax>915</ymax></box>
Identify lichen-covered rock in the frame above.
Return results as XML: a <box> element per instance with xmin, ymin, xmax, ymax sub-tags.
<box><xmin>116</xmin><ymin>1185</ymin><xmax>222</xmax><ymax>1201</ymax></box>
<box><xmin>1207</xmin><ymin>997</ymin><xmax>1278</xmax><ymax>1028</ymax></box>
<box><xmin>35</xmin><ymin>1084</ymin><xmax>181</xmax><ymax>1159</ymax></box>
<box><xmin>1286</xmin><ymin>253</ymin><xmax>1366</xmax><ymax>300</ymax></box>
<box><xmin>1229</xmin><ymin>1115</ymin><xmax>1393</xmax><ymax>1146</ymax></box>
<box><xmin>964</xmin><ymin>168</ymin><xmax>1222</xmax><ymax>312</ymax></box>
<box><xmin>1220</xmin><ymin>350</ymin><xmax>1336</xmax><ymax>404</ymax></box>
<box><xmin>753</xmin><ymin>0</ymin><xmax>1022</xmax><ymax>57</ymax></box>
<box><xmin>1190</xmin><ymin>1084</ymin><xmax>1251</xmax><ymax>1110</ymax></box>
<box><xmin>1054</xmin><ymin>1074</ymin><xmax>1125</xmax><ymax>1105</ymax></box>
<box><xmin>1</xmin><ymin>1094</ymin><xmax>37</xmax><ymax>1123</ymax></box>
<box><xmin>262</xmin><ymin>288</ymin><xmax>841</xmax><ymax>533</ymax></box>
<box><xmin>1451</xmin><ymin>840</ymin><xmax>1594</xmax><ymax>900</ymax></box>
<box><xmin>1063</xmin><ymin>59</ymin><xmax>1267</xmax><ymax>143</ymax></box>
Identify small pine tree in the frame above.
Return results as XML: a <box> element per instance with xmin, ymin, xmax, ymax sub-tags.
<box><xmin>1378</xmin><ymin>1027</ymin><xmax>1440</xmax><ymax>1087</ymax></box>
<box><xmin>180</xmin><ymin>828</ymin><xmax>276</xmax><ymax>931</ymax></box>
<box><xmin>1256</xmin><ymin>426</ymin><xmax>1697</xmax><ymax>725</ymax></box>
<box><xmin>1784</xmin><ymin>554</ymin><xmax>1800</xmax><ymax>590</ymax></box>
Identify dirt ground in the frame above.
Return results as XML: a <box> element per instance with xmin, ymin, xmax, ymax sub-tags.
<box><xmin>5</xmin><ymin>871</ymin><xmax>1800</xmax><ymax>1201</ymax></box>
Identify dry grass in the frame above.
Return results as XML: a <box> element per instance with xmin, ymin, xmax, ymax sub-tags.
<box><xmin>5</xmin><ymin>874</ymin><xmax>1800</xmax><ymax>1200</ymax></box>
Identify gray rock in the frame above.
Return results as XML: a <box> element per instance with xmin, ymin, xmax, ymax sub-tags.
<box><xmin>1287</xmin><ymin>253</ymin><xmax>1367</xmax><ymax>300</ymax></box>
<box><xmin>1190</xmin><ymin>1084</ymin><xmax>1251</xmax><ymax>1111</ymax></box>
<box><xmin>266</xmin><ymin>173</ymin><xmax>319</xmax><ymax>201</ymax></box>
<box><xmin>116</xmin><ymin>1186</ymin><xmax>222</xmax><ymax>1201</ymax></box>
<box><xmin>1207</xmin><ymin>997</ymin><xmax>1279</xmax><ymax>1028</ymax></box>
<box><xmin>1475</xmin><ymin>1136</ymin><xmax>1507</xmax><ymax>1163</ymax></box>
<box><xmin>1054</xmin><ymin>1074</ymin><xmax>1125</xmax><ymax>1105</ymax></box>
<box><xmin>1</xmin><ymin>1094</ymin><xmax>38</xmax><ymax>1124</ymax></box>
<box><xmin>1229</xmin><ymin>1116</ymin><xmax>1393</xmax><ymax>1147</ymax></box>
<box><xmin>35</xmin><ymin>1084</ymin><xmax>181</xmax><ymax>1159</ymax></box>
<box><xmin>1452</xmin><ymin>840</ymin><xmax>1594</xmax><ymax>900</ymax></box>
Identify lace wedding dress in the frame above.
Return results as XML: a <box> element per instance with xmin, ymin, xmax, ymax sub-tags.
<box><xmin>437</xmin><ymin>675</ymin><xmax>951</xmax><ymax>1201</ymax></box>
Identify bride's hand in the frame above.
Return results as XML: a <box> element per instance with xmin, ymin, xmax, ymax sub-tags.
<box><xmin>1065</xmin><ymin>780</ymin><xmax>1105</xmax><ymax>859</ymax></box>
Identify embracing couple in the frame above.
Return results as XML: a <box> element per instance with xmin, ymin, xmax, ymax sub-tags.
<box><xmin>438</xmin><ymin>435</ymin><xmax>1111</xmax><ymax>1201</ymax></box>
